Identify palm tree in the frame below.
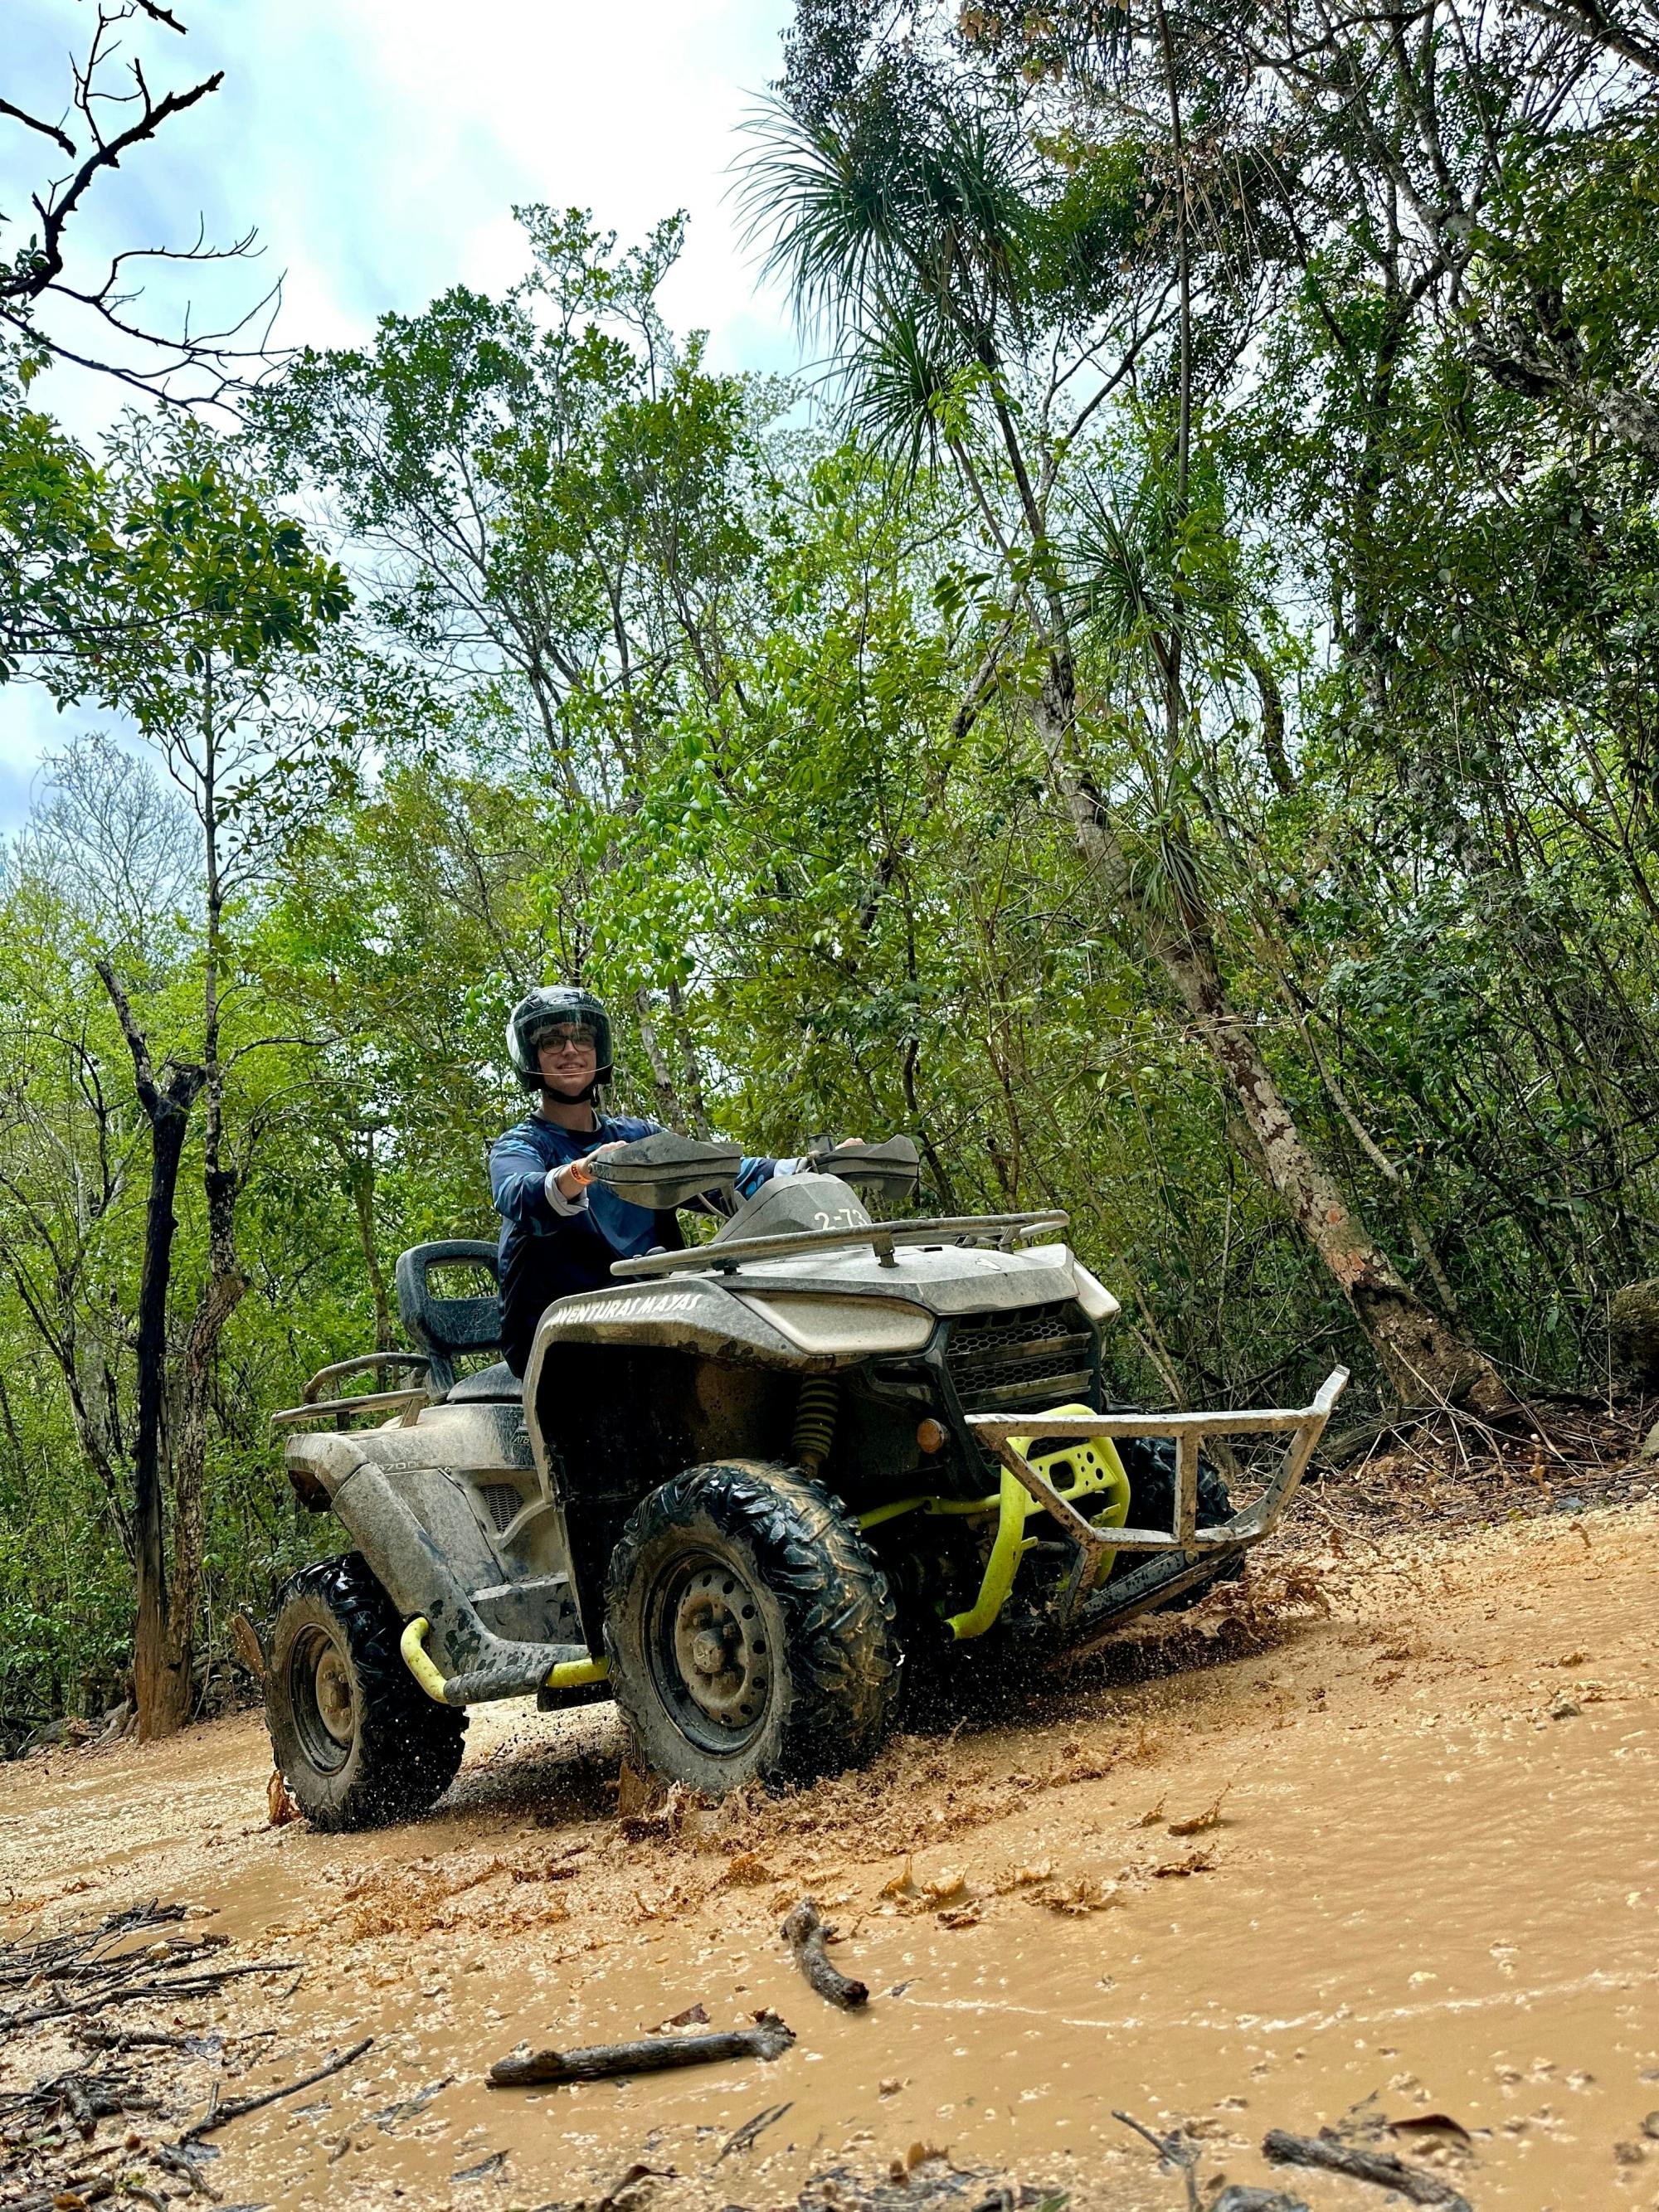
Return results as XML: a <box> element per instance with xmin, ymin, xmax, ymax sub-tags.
<box><xmin>742</xmin><ymin>65</ymin><xmax>1512</xmax><ymax>1414</ymax></box>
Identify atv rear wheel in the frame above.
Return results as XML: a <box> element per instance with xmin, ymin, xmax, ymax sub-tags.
<box><xmin>265</xmin><ymin>1553</ymin><xmax>467</xmax><ymax>1830</ymax></box>
<box><xmin>605</xmin><ymin>1461</ymin><xmax>900</xmax><ymax>1795</ymax></box>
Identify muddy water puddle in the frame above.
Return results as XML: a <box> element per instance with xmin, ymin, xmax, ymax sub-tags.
<box><xmin>231</xmin><ymin>1680</ymin><xmax>1659</xmax><ymax>2209</ymax></box>
<box><xmin>5</xmin><ymin>1506</ymin><xmax>1658</xmax><ymax>2210</ymax></box>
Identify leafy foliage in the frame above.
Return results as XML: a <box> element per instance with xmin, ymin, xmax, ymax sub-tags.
<box><xmin>4</xmin><ymin>4</ymin><xmax>1659</xmax><ymax>1732</ymax></box>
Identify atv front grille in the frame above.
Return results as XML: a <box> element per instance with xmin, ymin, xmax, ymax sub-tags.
<box><xmin>477</xmin><ymin>1481</ymin><xmax>523</xmax><ymax>1534</ymax></box>
<box><xmin>944</xmin><ymin>1301</ymin><xmax>1095</xmax><ymax>1415</ymax></box>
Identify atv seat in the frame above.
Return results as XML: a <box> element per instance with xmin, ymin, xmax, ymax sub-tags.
<box><xmin>445</xmin><ymin>1359</ymin><xmax>520</xmax><ymax>1403</ymax></box>
<box><xmin>395</xmin><ymin>1240</ymin><xmax>506</xmax><ymax>1396</ymax></box>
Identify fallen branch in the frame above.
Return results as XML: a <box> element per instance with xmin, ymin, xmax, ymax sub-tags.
<box><xmin>1113</xmin><ymin>2110</ymin><xmax>1200</xmax><ymax>2210</ymax></box>
<box><xmin>781</xmin><ymin>1898</ymin><xmax>868</xmax><ymax>2010</ymax></box>
<box><xmin>76</xmin><ymin>2024</ymin><xmax>265</xmax><ymax>2054</ymax></box>
<box><xmin>1263</xmin><ymin>2128</ymin><xmax>1471</xmax><ymax>2210</ymax></box>
<box><xmin>718</xmin><ymin>2099</ymin><xmax>794</xmax><ymax>2160</ymax></box>
<box><xmin>489</xmin><ymin>2014</ymin><xmax>795</xmax><ymax>2088</ymax></box>
<box><xmin>13</xmin><ymin>2181</ymin><xmax>114</xmax><ymax>2212</ymax></box>
<box><xmin>152</xmin><ymin>2142</ymin><xmax>219</xmax><ymax>2199</ymax></box>
<box><xmin>181</xmin><ymin>2035</ymin><xmax>372</xmax><ymax>2141</ymax></box>
<box><xmin>2</xmin><ymin>1959</ymin><xmax>302</xmax><ymax>2035</ymax></box>
<box><xmin>0</xmin><ymin>2064</ymin><xmax>160</xmax><ymax>2131</ymax></box>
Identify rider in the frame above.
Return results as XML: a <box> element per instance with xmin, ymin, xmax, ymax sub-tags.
<box><xmin>489</xmin><ymin>986</ymin><xmax>800</xmax><ymax>1376</ymax></box>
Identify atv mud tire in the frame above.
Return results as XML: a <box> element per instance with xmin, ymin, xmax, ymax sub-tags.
<box><xmin>1112</xmin><ymin>1437</ymin><xmax>1243</xmax><ymax>1611</ymax></box>
<box><xmin>265</xmin><ymin>1553</ymin><xmax>467</xmax><ymax>1830</ymax></box>
<box><xmin>605</xmin><ymin>1461</ymin><xmax>901</xmax><ymax>1795</ymax></box>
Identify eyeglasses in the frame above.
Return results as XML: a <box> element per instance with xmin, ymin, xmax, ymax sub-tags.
<box><xmin>540</xmin><ymin>1028</ymin><xmax>596</xmax><ymax>1057</ymax></box>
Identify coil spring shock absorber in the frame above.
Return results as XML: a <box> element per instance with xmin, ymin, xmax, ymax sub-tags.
<box><xmin>791</xmin><ymin>1376</ymin><xmax>838</xmax><ymax>1475</ymax></box>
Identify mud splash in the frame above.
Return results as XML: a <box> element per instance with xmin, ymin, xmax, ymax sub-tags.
<box><xmin>3</xmin><ymin>1506</ymin><xmax>1657</xmax><ymax>2210</ymax></box>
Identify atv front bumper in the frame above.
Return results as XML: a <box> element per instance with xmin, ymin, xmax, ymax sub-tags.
<box><xmin>966</xmin><ymin>1365</ymin><xmax>1349</xmax><ymax>1650</ymax></box>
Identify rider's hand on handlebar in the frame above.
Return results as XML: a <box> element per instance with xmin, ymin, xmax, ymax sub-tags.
<box><xmin>553</xmin><ymin>1141</ymin><xmax>627</xmax><ymax>1203</ymax></box>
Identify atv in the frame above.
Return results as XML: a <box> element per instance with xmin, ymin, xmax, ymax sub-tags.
<box><xmin>265</xmin><ymin>1135</ymin><xmax>1345</xmax><ymax>1828</ymax></box>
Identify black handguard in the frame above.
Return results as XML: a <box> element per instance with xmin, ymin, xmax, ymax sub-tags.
<box><xmin>586</xmin><ymin>1131</ymin><xmax>742</xmax><ymax>1212</ymax></box>
<box><xmin>804</xmin><ymin>1135</ymin><xmax>922</xmax><ymax>1199</ymax></box>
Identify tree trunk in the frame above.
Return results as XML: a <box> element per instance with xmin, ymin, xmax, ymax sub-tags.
<box><xmin>1032</xmin><ymin>683</ymin><xmax>1513</xmax><ymax>1413</ymax></box>
<box><xmin>166</xmin><ymin>675</ymin><xmax>248</xmax><ymax>1725</ymax></box>
<box><xmin>337</xmin><ymin>1135</ymin><xmax>393</xmax><ymax>1351</ymax></box>
<box><xmin>124</xmin><ymin>1060</ymin><xmax>202</xmax><ymax>1740</ymax></box>
<box><xmin>633</xmin><ymin>987</ymin><xmax>689</xmax><ymax>1130</ymax></box>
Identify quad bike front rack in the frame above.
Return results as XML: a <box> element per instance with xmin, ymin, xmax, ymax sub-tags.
<box><xmin>611</xmin><ymin>1208</ymin><xmax>1070</xmax><ymax>1276</ymax></box>
<box><xmin>965</xmin><ymin>1367</ymin><xmax>1350</xmax><ymax>1655</ymax></box>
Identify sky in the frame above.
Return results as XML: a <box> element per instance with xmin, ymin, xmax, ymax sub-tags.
<box><xmin>2</xmin><ymin>0</ymin><xmax>804</xmax><ymax>822</ymax></box>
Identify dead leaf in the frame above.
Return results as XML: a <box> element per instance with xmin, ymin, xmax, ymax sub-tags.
<box><xmin>1388</xmin><ymin>2112</ymin><xmax>1473</xmax><ymax>2146</ymax></box>
<box><xmin>1133</xmin><ymin>1795</ymin><xmax>1168</xmax><ymax>1827</ymax></box>
<box><xmin>879</xmin><ymin>2078</ymin><xmax>904</xmax><ymax>2098</ymax></box>
<box><xmin>266</xmin><ymin>1769</ymin><xmax>300</xmax><ymax>1828</ymax></box>
<box><xmin>1151</xmin><ymin>1848</ymin><xmax>1215</xmax><ymax>1878</ymax></box>
<box><xmin>880</xmin><ymin>1855</ymin><xmax>916</xmax><ymax>1899</ymax></box>
<box><xmin>937</xmin><ymin>1905</ymin><xmax>981</xmax><ymax>1929</ymax></box>
<box><xmin>1555</xmin><ymin>1650</ymin><xmax>1587</xmax><ymax>1666</ymax></box>
<box><xmin>1011</xmin><ymin>1861</ymin><xmax>1053</xmax><ymax>1886</ymax></box>
<box><xmin>1039</xmin><ymin>1877</ymin><xmax>1120</xmax><ymax>1915</ymax></box>
<box><xmin>653</xmin><ymin>2003</ymin><xmax>708</xmax><ymax>2031</ymax></box>
<box><xmin>1168</xmin><ymin>1787</ymin><xmax>1229</xmax><ymax>1838</ymax></box>
<box><xmin>920</xmin><ymin>1866</ymin><xmax>966</xmax><ymax>1904</ymax></box>
<box><xmin>723</xmin><ymin>1851</ymin><xmax>774</xmax><ymax>1886</ymax></box>
<box><xmin>905</xmin><ymin>2142</ymin><xmax>949</xmax><ymax>2171</ymax></box>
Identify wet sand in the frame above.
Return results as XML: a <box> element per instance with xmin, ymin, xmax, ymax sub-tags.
<box><xmin>3</xmin><ymin>1500</ymin><xmax>1656</xmax><ymax>2210</ymax></box>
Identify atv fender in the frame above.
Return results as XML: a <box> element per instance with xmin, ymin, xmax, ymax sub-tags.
<box><xmin>281</xmin><ymin>1429</ymin><xmax>590</xmax><ymax>1705</ymax></box>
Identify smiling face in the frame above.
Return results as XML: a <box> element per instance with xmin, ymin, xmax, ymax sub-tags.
<box><xmin>536</xmin><ymin>1021</ymin><xmax>599</xmax><ymax>1096</ymax></box>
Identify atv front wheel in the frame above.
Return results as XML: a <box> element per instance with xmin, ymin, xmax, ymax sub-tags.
<box><xmin>1112</xmin><ymin>1437</ymin><xmax>1243</xmax><ymax>1611</ymax></box>
<box><xmin>605</xmin><ymin>1461</ymin><xmax>900</xmax><ymax>1794</ymax></box>
<box><xmin>265</xmin><ymin>1553</ymin><xmax>467</xmax><ymax>1830</ymax></box>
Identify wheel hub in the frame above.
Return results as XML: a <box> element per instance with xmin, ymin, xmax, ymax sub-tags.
<box><xmin>314</xmin><ymin>1649</ymin><xmax>355</xmax><ymax>1744</ymax></box>
<box><xmin>289</xmin><ymin>1623</ymin><xmax>358</xmax><ymax>1776</ymax></box>
<box><xmin>651</xmin><ymin>1556</ymin><xmax>771</xmax><ymax>1744</ymax></box>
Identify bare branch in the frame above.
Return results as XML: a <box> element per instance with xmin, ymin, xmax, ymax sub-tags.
<box><xmin>0</xmin><ymin>98</ymin><xmax>76</xmax><ymax>158</ymax></box>
<box><xmin>7</xmin><ymin>67</ymin><xmax>226</xmax><ymax>306</ymax></box>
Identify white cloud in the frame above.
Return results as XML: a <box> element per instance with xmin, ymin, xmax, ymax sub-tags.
<box><xmin>1</xmin><ymin>0</ymin><xmax>804</xmax><ymax>818</ymax></box>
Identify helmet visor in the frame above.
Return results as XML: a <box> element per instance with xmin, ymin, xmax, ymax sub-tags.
<box><xmin>508</xmin><ymin>987</ymin><xmax>614</xmax><ymax>1086</ymax></box>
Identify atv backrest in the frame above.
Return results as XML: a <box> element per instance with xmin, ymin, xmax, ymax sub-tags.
<box><xmin>395</xmin><ymin>1240</ymin><xmax>503</xmax><ymax>1392</ymax></box>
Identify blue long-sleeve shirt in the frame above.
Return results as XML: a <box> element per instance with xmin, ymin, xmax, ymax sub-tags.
<box><xmin>489</xmin><ymin>1111</ymin><xmax>781</xmax><ymax>1374</ymax></box>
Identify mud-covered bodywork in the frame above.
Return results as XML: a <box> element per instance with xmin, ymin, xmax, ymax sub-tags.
<box><xmin>281</xmin><ymin>1196</ymin><xmax>1125</xmax><ymax>1694</ymax></box>
<box><xmin>275</xmin><ymin>1158</ymin><xmax>1345</xmax><ymax>1724</ymax></box>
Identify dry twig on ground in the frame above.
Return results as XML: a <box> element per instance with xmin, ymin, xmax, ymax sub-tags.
<box><xmin>781</xmin><ymin>1897</ymin><xmax>869</xmax><ymax>2009</ymax></box>
<box><xmin>489</xmin><ymin>2013</ymin><xmax>795</xmax><ymax>2088</ymax></box>
<box><xmin>1263</xmin><ymin>2127</ymin><xmax>1471</xmax><ymax>2209</ymax></box>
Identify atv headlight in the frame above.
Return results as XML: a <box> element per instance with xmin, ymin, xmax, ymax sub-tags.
<box><xmin>735</xmin><ymin>1294</ymin><xmax>935</xmax><ymax>1355</ymax></box>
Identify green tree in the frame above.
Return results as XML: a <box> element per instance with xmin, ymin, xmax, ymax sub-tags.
<box><xmin>0</xmin><ymin>421</ymin><xmax>349</xmax><ymax>1736</ymax></box>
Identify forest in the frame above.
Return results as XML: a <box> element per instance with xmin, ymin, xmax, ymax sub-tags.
<box><xmin>3</xmin><ymin>0</ymin><xmax>1658</xmax><ymax>1746</ymax></box>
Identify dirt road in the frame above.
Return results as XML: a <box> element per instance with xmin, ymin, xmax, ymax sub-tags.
<box><xmin>4</xmin><ymin>1500</ymin><xmax>1657</xmax><ymax>2211</ymax></box>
